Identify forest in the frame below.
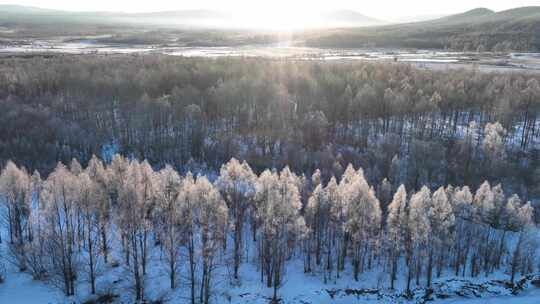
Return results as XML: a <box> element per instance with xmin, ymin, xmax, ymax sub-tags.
<box><xmin>1</xmin><ymin>53</ymin><xmax>540</xmax><ymax>302</ymax></box>
<box><xmin>0</xmin><ymin>155</ymin><xmax>537</xmax><ymax>303</ymax></box>
<box><xmin>1</xmin><ymin>55</ymin><xmax>540</xmax><ymax>199</ymax></box>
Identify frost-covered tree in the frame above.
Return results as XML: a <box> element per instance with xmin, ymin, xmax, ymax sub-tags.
<box><xmin>155</xmin><ymin>165</ymin><xmax>182</xmax><ymax>289</ymax></box>
<box><xmin>488</xmin><ymin>184</ymin><xmax>505</xmax><ymax>226</ymax></box>
<box><xmin>178</xmin><ymin>174</ymin><xmax>228</xmax><ymax>304</ymax></box>
<box><xmin>426</xmin><ymin>187</ymin><xmax>454</xmax><ymax>285</ymax></box>
<box><xmin>77</xmin><ymin>172</ymin><xmax>104</xmax><ymax>294</ymax></box>
<box><xmin>473</xmin><ymin>181</ymin><xmax>494</xmax><ymax>223</ymax></box>
<box><xmin>24</xmin><ymin>170</ymin><xmax>47</xmax><ymax>280</ymax></box>
<box><xmin>177</xmin><ymin>172</ymin><xmax>198</xmax><ymax>304</ymax></box>
<box><xmin>408</xmin><ymin>186</ymin><xmax>431</xmax><ymax>290</ymax></box>
<box><xmin>304</xmin><ymin>175</ymin><xmax>337</xmax><ymax>276</ymax></box>
<box><xmin>450</xmin><ymin>186</ymin><xmax>474</xmax><ymax>276</ymax></box>
<box><xmin>0</xmin><ymin>161</ymin><xmax>32</xmax><ymax>262</ymax></box>
<box><xmin>195</xmin><ymin>176</ymin><xmax>228</xmax><ymax>304</ymax></box>
<box><xmin>472</xmin><ymin>181</ymin><xmax>495</xmax><ymax>276</ymax></box>
<box><xmin>508</xmin><ymin>200</ymin><xmax>535</xmax><ymax>283</ymax></box>
<box><xmin>386</xmin><ymin>185</ymin><xmax>407</xmax><ymax>289</ymax></box>
<box><xmin>255</xmin><ymin>168</ymin><xmax>306</xmax><ymax>302</ymax></box>
<box><xmin>346</xmin><ymin>176</ymin><xmax>381</xmax><ymax>281</ymax></box>
<box><xmin>483</xmin><ymin>122</ymin><xmax>506</xmax><ymax>161</ymax></box>
<box><xmin>117</xmin><ymin>160</ymin><xmax>157</xmax><ymax>301</ymax></box>
<box><xmin>85</xmin><ymin>155</ymin><xmax>112</xmax><ymax>264</ymax></box>
<box><xmin>41</xmin><ymin>163</ymin><xmax>80</xmax><ymax>296</ymax></box>
<box><xmin>215</xmin><ymin>158</ymin><xmax>256</xmax><ymax>280</ymax></box>
<box><xmin>1</xmin><ymin>155</ymin><xmax>538</xmax><ymax>300</ymax></box>
<box><xmin>305</xmin><ymin>184</ymin><xmax>322</xmax><ymax>272</ymax></box>
<box><xmin>334</xmin><ymin>165</ymin><xmax>359</xmax><ymax>276</ymax></box>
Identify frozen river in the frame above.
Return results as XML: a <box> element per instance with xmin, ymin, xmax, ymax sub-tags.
<box><xmin>1</xmin><ymin>40</ymin><xmax>540</xmax><ymax>73</ymax></box>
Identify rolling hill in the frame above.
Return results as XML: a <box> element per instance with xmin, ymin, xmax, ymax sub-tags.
<box><xmin>1</xmin><ymin>5</ymin><xmax>539</xmax><ymax>51</ymax></box>
<box><xmin>300</xmin><ymin>7</ymin><xmax>540</xmax><ymax>51</ymax></box>
<box><xmin>318</xmin><ymin>9</ymin><xmax>384</xmax><ymax>27</ymax></box>
<box><xmin>0</xmin><ymin>5</ymin><xmax>383</xmax><ymax>30</ymax></box>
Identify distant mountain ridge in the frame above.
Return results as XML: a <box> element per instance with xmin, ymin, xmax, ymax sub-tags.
<box><xmin>319</xmin><ymin>9</ymin><xmax>384</xmax><ymax>26</ymax></box>
<box><xmin>1</xmin><ymin>4</ymin><xmax>540</xmax><ymax>51</ymax></box>
<box><xmin>0</xmin><ymin>5</ymin><xmax>383</xmax><ymax>28</ymax></box>
<box><xmin>431</xmin><ymin>7</ymin><xmax>495</xmax><ymax>24</ymax></box>
<box><xmin>0</xmin><ymin>4</ymin><xmax>64</xmax><ymax>14</ymax></box>
<box><xmin>302</xmin><ymin>7</ymin><xmax>540</xmax><ymax>51</ymax></box>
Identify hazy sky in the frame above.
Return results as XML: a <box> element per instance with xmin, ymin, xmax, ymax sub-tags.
<box><xmin>2</xmin><ymin>0</ymin><xmax>540</xmax><ymax>19</ymax></box>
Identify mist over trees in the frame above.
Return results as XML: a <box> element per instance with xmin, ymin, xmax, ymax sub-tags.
<box><xmin>0</xmin><ymin>156</ymin><xmax>537</xmax><ymax>302</ymax></box>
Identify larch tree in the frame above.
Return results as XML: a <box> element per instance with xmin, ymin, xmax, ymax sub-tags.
<box><xmin>507</xmin><ymin>199</ymin><xmax>535</xmax><ymax>284</ymax></box>
<box><xmin>177</xmin><ymin>173</ymin><xmax>228</xmax><ymax>304</ymax></box>
<box><xmin>333</xmin><ymin>164</ymin><xmax>359</xmax><ymax>277</ymax></box>
<box><xmin>177</xmin><ymin>172</ymin><xmax>198</xmax><ymax>304</ymax></box>
<box><xmin>25</xmin><ymin>170</ymin><xmax>47</xmax><ymax>279</ymax></box>
<box><xmin>0</xmin><ymin>161</ymin><xmax>32</xmax><ymax>269</ymax></box>
<box><xmin>156</xmin><ymin>165</ymin><xmax>183</xmax><ymax>289</ymax></box>
<box><xmin>408</xmin><ymin>186</ymin><xmax>431</xmax><ymax>291</ymax></box>
<box><xmin>426</xmin><ymin>187</ymin><xmax>454</xmax><ymax>286</ymax></box>
<box><xmin>473</xmin><ymin>181</ymin><xmax>495</xmax><ymax>223</ymax></box>
<box><xmin>386</xmin><ymin>185</ymin><xmax>408</xmax><ymax>289</ymax></box>
<box><xmin>77</xmin><ymin>172</ymin><xmax>104</xmax><ymax>294</ymax></box>
<box><xmin>215</xmin><ymin>158</ymin><xmax>257</xmax><ymax>281</ymax></box>
<box><xmin>304</xmin><ymin>179</ymin><xmax>333</xmax><ymax>275</ymax></box>
<box><xmin>345</xmin><ymin>175</ymin><xmax>382</xmax><ymax>281</ymax></box>
<box><xmin>193</xmin><ymin>176</ymin><xmax>228</xmax><ymax>304</ymax></box>
<box><xmin>482</xmin><ymin>122</ymin><xmax>507</xmax><ymax>177</ymax></box>
<box><xmin>472</xmin><ymin>181</ymin><xmax>494</xmax><ymax>276</ymax></box>
<box><xmin>85</xmin><ymin>155</ymin><xmax>112</xmax><ymax>264</ymax></box>
<box><xmin>450</xmin><ymin>186</ymin><xmax>474</xmax><ymax>276</ymax></box>
<box><xmin>117</xmin><ymin>160</ymin><xmax>157</xmax><ymax>301</ymax></box>
<box><xmin>255</xmin><ymin>167</ymin><xmax>306</xmax><ymax>303</ymax></box>
<box><xmin>177</xmin><ymin>173</ymin><xmax>229</xmax><ymax>304</ymax></box>
<box><xmin>41</xmin><ymin>163</ymin><xmax>79</xmax><ymax>296</ymax></box>
<box><xmin>323</xmin><ymin>177</ymin><xmax>340</xmax><ymax>282</ymax></box>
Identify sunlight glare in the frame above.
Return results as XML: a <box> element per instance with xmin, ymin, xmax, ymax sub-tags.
<box><xmin>230</xmin><ymin>7</ymin><xmax>322</xmax><ymax>30</ymax></box>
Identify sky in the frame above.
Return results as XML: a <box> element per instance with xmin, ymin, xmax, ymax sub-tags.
<box><xmin>2</xmin><ymin>0</ymin><xmax>540</xmax><ymax>19</ymax></box>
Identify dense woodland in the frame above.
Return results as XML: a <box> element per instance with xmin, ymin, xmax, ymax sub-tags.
<box><xmin>0</xmin><ymin>49</ymin><xmax>540</xmax><ymax>303</ymax></box>
<box><xmin>2</xmin><ymin>55</ymin><xmax>540</xmax><ymax>202</ymax></box>
<box><xmin>0</xmin><ymin>155</ymin><xmax>537</xmax><ymax>303</ymax></box>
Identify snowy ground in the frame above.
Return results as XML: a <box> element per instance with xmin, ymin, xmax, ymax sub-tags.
<box><xmin>0</xmin><ymin>268</ymin><xmax>66</xmax><ymax>304</ymax></box>
<box><xmin>2</xmin><ymin>249</ymin><xmax>539</xmax><ymax>304</ymax></box>
<box><xmin>1</xmin><ymin>225</ymin><xmax>539</xmax><ymax>304</ymax></box>
<box><xmin>440</xmin><ymin>289</ymin><xmax>540</xmax><ymax>304</ymax></box>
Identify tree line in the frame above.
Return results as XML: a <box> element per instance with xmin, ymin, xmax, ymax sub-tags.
<box><xmin>0</xmin><ymin>155</ymin><xmax>536</xmax><ymax>303</ymax></box>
